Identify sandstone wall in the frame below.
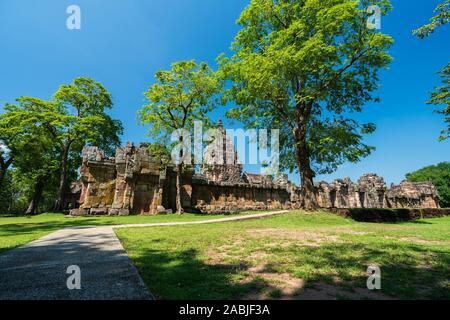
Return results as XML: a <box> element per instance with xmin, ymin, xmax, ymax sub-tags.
<box><xmin>333</xmin><ymin>208</ymin><xmax>450</xmax><ymax>222</ymax></box>
<box><xmin>191</xmin><ymin>180</ymin><xmax>291</xmax><ymax>214</ymax></box>
<box><xmin>72</xmin><ymin>143</ymin><xmax>166</xmax><ymax>216</ymax></box>
<box><xmin>70</xmin><ymin>144</ymin><xmax>441</xmax><ymax>216</ymax></box>
<box><xmin>386</xmin><ymin>181</ymin><xmax>440</xmax><ymax>209</ymax></box>
<box><xmin>315</xmin><ymin>174</ymin><xmax>439</xmax><ymax>210</ymax></box>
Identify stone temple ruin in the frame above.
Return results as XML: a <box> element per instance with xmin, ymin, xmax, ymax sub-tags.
<box><xmin>315</xmin><ymin>174</ymin><xmax>439</xmax><ymax>209</ymax></box>
<box><xmin>69</xmin><ymin>124</ymin><xmax>440</xmax><ymax>216</ymax></box>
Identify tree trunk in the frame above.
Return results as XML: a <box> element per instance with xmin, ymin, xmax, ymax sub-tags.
<box><xmin>176</xmin><ymin>163</ymin><xmax>184</xmax><ymax>214</ymax></box>
<box><xmin>0</xmin><ymin>156</ymin><xmax>13</xmax><ymax>189</ymax></box>
<box><xmin>26</xmin><ymin>177</ymin><xmax>46</xmax><ymax>215</ymax></box>
<box><xmin>54</xmin><ymin>143</ymin><xmax>71</xmax><ymax>211</ymax></box>
<box><xmin>0</xmin><ymin>168</ymin><xmax>5</xmax><ymax>187</ymax></box>
<box><xmin>294</xmin><ymin>128</ymin><xmax>319</xmax><ymax>210</ymax></box>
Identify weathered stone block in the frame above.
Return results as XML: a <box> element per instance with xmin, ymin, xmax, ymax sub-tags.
<box><xmin>90</xmin><ymin>208</ymin><xmax>108</xmax><ymax>216</ymax></box>
<box><xmin>74</xmin><ymin>137</ymin><xmax>440</xmax><ymax>217</ymax></box>
<box><xmin>118</xmin><ymin>209</ymin><xmax>130</xmax><ymax>216</ymax></box>
<box><xmin>109</xmin><ymin>209</ymin><xmax>120</xmax><ymax>216</ymax></box>
<box><xmin>156</xmin><ymin>205</ymin><xmax>166</xmax><ymax>214</ymax></box>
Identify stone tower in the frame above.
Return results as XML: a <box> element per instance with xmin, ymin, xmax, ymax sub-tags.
<box><xmin>200</xmin><ymin>120</ymin><xmax>243</xmax><ymax>184</ymax></box>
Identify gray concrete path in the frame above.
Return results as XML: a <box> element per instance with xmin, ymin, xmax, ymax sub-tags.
<box><xmin>0</xmin><ymin>210</ymin><xmax>289</xmax><ymax>300</ymax></box>
<box><xmin>113</xmin><ymin>209</ymin><xmax>289</xmax><ymax>229</ymax></box>
<box><xmin>0</xmin><ymin>227</ymin><xmax>152</xmax><ymax>300</ymax></box>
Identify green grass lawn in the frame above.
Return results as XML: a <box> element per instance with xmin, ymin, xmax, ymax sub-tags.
<box><xmin>115</xmin><ymin>211</ymin><xmax>450</xmax><ymax>300</ymax></box>
<box><xmin>0</xmin><ymin>211</ymin><xmax>260</xmax><ymax>254</ymax></box>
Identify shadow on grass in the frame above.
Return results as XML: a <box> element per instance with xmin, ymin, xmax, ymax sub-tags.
<box><xmin>130</xmin><ymin>248</ymin><xmax>259</xmax><ymax>300</ymax></box>
<box><xmin>406</xmin><ymin>220</ymin><xmax>435</xmax><ymax>225</ymax></box>
<box><xmin>129</xmin><ymin>241</ymin><xmax>450</xmax><ymax>300</ymax></box>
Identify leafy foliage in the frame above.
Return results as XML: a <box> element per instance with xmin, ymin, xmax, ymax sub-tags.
<box><xmin>138</xmin><ymin>61</ymin><xmax>222</xmax><ymax>212</ymax></box>
<box><xmin>406</xmin><ymin>162</ymin><xmax>450</xmax><ymax>208</ymax></box>
<box><xmin>413</xmin><ymin>0</ymin><xmax>449</xmax><ymax>39</ymax></box>
<box><xmin>139</xmin><ymin>61</ymin><xmax>221</xmax><ymax>139</ymax></box>
<box><xmin>218</xmin><ymin>0</ymin><xmax>393</xmax><ymax>207</ymax></box>
<box><xmin>51</xmin><ymin>78</ymin><xmax>123</xmax><ymax>210</ymax></box>
<box><xmin>0</xmin><ymin>77</ymin><xmax>123</xmax><ymax>214</ymax></box>
<box><xmin>50</xmin><ymin>77</ymin><xmax>123</xmax><ymax>156</ymax></box>
<box><xmin>0</xmin><ymin>98</ymin><xmax>60</xmax><ymax>213</ymax></box>
<box><xmin>428</xmin><ymin>63</ymin><xmax>450</xmax><ymax>141</ymax></box>
<box><xmin>0</xmin><ymin>172</ymin><xmax>16</xmax><ymax>214</ymax></box>
<box><xmin>414</xmin><ymin>1</ymin><xmax>449</xmax><ymax>141</ymax></box>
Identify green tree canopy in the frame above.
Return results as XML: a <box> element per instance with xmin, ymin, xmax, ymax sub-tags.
<box><xmin>0</xmin><ymin>137</ymin><xmax>14</xmax><ymax>187</ymax></box>
<box><xmin>428</xmin><ymin>64</ymin><xmax>450</xmax><ymax>141</ymax></box>
<box><xmin>218</xmin><ymin>0</ymin><xmax>393</xmax><ymax>208</ymax></box>
<box><xmin>406</xmin><ymin>162</ymin><xmax>450</xmax><ymax>208</ymax></box>
<box><xmin>0</xmin><ymin>98</ymin><xmax>60</xmax><ymax>214</ymax></box>
<box><xmin>413</xmin><ymin>0</ymin><xmax>449</xmax><ymax>39</ymax></box>
<box><xmin>51</xmin><ymin>77</ymin><xmax>123</xmax><ymax>210</ymax></box>
<box><xmin>414</xmin><ymin>1</ymin><xmax>449</xmax><ymax>141</ymax></box>
<box><xmin>138</xmin><ymin>60</ymin><xmax>222</xmax><ymax>213</ymax></box>
<box><xmin>0</xmin><ymin>98</ymin><xmax>50</xmax><ymax>187</ymax></box>
<box><xmin>139</xmin><ymin>61</ymin><xmax>221</xmax><ymax>136</ymax></box>
<box><xmin>0</xmin><ymin>77</ymin><xmax>123</xmax><ymax>213</ymax></box>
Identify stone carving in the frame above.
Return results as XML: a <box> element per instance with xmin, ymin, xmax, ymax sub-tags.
<box><xmin>242</xmin><ymin>173</ymin><xmax>274</xmax><ymax>187</ymax></box>
<box><xmin>201</xmin><ymin>120</ymin><xmax>243</xmax><ymax>184</ymax></box>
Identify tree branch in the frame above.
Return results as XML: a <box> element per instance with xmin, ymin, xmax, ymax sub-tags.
<box><xmin>0</xmin><ymin>154</ymin><xmax>13</xmax><ymax>171</ymax></box>
<box><xmin>167</xmin><ymin>108</ymin><xmax>180</xmax><ymax>129</ymax></box>
<box><xmin>322</xmin><ymin>47</ymin><xmax>370</xmax><ymax>91</ymax></box>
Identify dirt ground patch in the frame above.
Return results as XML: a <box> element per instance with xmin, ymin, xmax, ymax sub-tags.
<box><xmin>384</xmin><ymin>236</ymin><xmax>450</xmax><ymax>246</ymax></box>
<box><xmin>288</xmin><ymin>282</ymin><xmax>394</xmax><ymax>300</ymax></box>
<box><xmin>240</xmin><ymin>264</ymin><xmax>305</xmax><ymax>299</ymax></box>
<box><xmin>240</xmin><ymin>263</ymin><xmax>393</xmax><ymax>300</ymax></box>
<box><xmin>198</xmin><ymin>221</ymin><xmax>449</xmax><ymax>300</ymax></box>
<box><xmin>246</xmin><ymin>228</ymin><xmax>344</xmax><ymax>247</ymax></box>
<box><xmin>205</xmin><ymin>248</ymin><xmax>230</xmax><ymax>264</ymax></box>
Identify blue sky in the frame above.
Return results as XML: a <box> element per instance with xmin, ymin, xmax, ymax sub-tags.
<box><xmin>0</xmin><ymin>0</ymin><xmax>449</xmax><ymax>185</ymax></box>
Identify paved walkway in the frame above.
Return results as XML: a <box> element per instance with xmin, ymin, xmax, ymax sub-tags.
<box><xmin>0</xmin><ymin>210</ymin><xmax>288</xmax><ymax>300</ymax></box>
<box><xmin>0</xmin><ymin>226</ymin><xmax>152</xmax><ymax>300</ymax></box>
<box><xmin>113</xmin><ymin>210</ymin><xmax>289</xmax><ymax>229</ymax></box>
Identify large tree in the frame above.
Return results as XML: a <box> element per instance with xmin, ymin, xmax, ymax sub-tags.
<box><xmin>0</xmin><ymin>98</ymin><xmax>49</xmax><ymax>189</ymax></box>
<box><xmin>414</xmin><ymin>0</ymin><xmax>449</xmax><ymax>141</ymax></box>
<box><xmin>0</xmin><ymin>98</ymin><xmax>60</xmax><ymax>214</ymax></box>
<box><xmin>218</xmin><ymin>0</ymin><xmax>393</xmax><ymax>208</ymax></box>
<box><xmin>15</xmin><ymin>133</ymin><xmax>59</xmax><ymax>215</ymax></box>
<box><xmin>138</xmin><ymin>61</ymin><xmax>221</xmax><ymax>214</ymax></box>
<box><xmin>51</xmin><ymin>77</ymin><xmax>123</xmax><ymax>211</ymax></box>
<box><xmin>1</xmin><ymin>78</ymin><xmax>123</xmax><ymax>213</ymax></box>
<box><xmin>0</xmin><ymin>110</ymin><xmax>30</xmax><ymax>187</ymax></box>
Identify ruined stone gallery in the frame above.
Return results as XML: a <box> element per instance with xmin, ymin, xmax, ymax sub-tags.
<box><xmin>69</xmin><ymin>124</ymin><xmax>440</xmax><ymax>216</ymax></box>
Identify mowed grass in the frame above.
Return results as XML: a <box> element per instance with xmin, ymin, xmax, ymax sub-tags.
<box><xmin>115</xmin><ymin>211</ymin><xmax>450</xmax><ymax>300</ymax></box>
<box><xmin>0</xmin><ymin>211</ymin><xmax>260</xmax><ymax>254</ymax></box>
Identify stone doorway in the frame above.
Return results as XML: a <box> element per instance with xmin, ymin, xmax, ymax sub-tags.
<box><xmin>132</xmin><ymin>176</ymin><xmax>159</xmax><ymax>214</ymax></box>
<box><xmin>359</xmin><ymin>192</ymin><xmax>366</xmax><ymax>208</ymax></box>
